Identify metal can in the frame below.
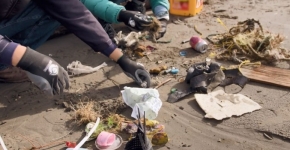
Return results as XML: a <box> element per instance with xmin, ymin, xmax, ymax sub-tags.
<box><xmin>189</xmin><ymin>36</ymin><xmax>208</xmax><ymax>53</ymax></box>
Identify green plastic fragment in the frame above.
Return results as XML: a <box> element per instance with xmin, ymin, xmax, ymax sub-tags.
<box><xmin>171</xmin><ymin>88</ymin><xmax>177</xmax><ymax>93</ymax></box>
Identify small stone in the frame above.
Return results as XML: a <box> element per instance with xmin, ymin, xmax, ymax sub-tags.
<box><xmin>0</xmin><ymin>122</ymin><xmax>6</xmax><ymax>125</ymax></box>
<box><xmin>179</xmin><ymin>106</ymin><xmax>184</xmax><ymax>110</ymax></box>
<box><xmin>62</xmin><ymin>102</ymin><xmax>72</xmax><ymax>112</ymax></box>
<box><xmin>62</xmin><ymin>102</ymin><xmax>69</xmax><ymax>108</ymax></box>
<box><xmin>141</xmin><ymin>82</ymin><xmax>147</xmax><ymax>88</ymax></box>
<box><xmin>182</xmin><ymin>144</ymin><xmax>187</xmax><ymax>147</ymax></box>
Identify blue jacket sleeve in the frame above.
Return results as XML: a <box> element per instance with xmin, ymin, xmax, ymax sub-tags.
<box><xmin>150</xmin><ymin>0</ymin><xmax>170</xmax><ymax>20</ymax></box>
<box><xmin>81</xmin><ymin>0</ymin><xmax>125</xmax><ymax>24</ymax></box>
<box><xmin>33</xmin><ymin>0</ymin><xmax>117</xmax><ymax>57</ymax></box>
<box><xmin>150</xmin><ymin>0</ymin><xmax>170</xmax><ymax>12</ymax></box>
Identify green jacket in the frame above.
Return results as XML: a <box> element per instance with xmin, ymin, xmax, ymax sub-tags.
<box><xmin>80</xmin><ymin>0</ymin><xmax>169</xmax><ymax>24</ymax></box>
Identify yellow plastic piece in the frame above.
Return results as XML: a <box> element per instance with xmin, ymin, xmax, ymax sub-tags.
<box><xmin>208</xmin><ymin>52</ymin><xmax>216</xmax><ymax>59</ymax></box>
<box><xmin>238</xmin><ymin>60</ymin><xmax>261</xmax><ymax>73</ymax></box>
<box><xmin>169</xmin><ymin>0</ymin><xmax>204</xmax><ymax>16</ymax></box>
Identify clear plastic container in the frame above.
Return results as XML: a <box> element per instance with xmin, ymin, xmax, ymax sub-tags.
<box><xmin>169</xmin><ymin>0</ymin><xmax>204</xmax><ymax>16</ymax></box>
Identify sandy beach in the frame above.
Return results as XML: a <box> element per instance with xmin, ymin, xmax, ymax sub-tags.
<box><xmin>1</xmin><ymin>0</ymin><xmax>290</xmax><ymax>149</ymax></box>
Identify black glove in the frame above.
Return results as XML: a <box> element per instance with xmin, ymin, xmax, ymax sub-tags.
<box><xmin>124</xmin><ymin>0</ymin><xmax>146</xmax><ymax>14</ymax></box>
<box><xmin>17</xmin><ymin>47</ymin><xmax>69</xmax><ymax>95</ymax></box>
<box><xmin>156</xmin><ymin>19</ymin><xmax>168</xmax><ymax>40</ymax></box>
<box><xmin>118</xmin><ymin>10</ymin><xmax>153</xmax><ymax>31</ymax></box>
<box><xmin>117</xmin><ymin>55</ymin><xmax>151</xmax><ymax>88</ymax></box>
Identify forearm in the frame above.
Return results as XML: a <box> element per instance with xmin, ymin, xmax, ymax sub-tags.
<box><xmin>81</xmin><ymin>0</ymin><xmax>125</xmax><ymax>24</ymax></box>
<box><xmin>12</xmin><ymin>45</ymin><xmax>26</xmax><ymax>66</ymax></box>
<box><xmin>109</xmin><ymin>48</ymin><xmax>123</xmax><ymax>62</ymax></box>
<box><xmin>33</xmin><ymin>0</ymin><xmax>117</xmax><ymax>57</ymax></box>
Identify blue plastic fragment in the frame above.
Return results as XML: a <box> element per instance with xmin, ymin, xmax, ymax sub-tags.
<box><xmin>171</xmin><ymin>69</ymin><xmax>179</xmax><ymax>74</ymax></box>
<box><xmin>179</xmin><ymin>51</ymin><xmax>187</xmax><ymax>56</ymax></box>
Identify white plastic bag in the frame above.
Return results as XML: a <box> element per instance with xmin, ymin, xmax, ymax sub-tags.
<box><xmin>121</xmin><ymin>87</ymin><xmax>162</xmax><ymax>120</ymax></box>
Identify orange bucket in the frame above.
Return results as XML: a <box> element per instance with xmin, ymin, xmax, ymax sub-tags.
<box><xmin>169</xmin><ymin>0</ymin><xmax>204</xmax><ymax>16</ymax></box>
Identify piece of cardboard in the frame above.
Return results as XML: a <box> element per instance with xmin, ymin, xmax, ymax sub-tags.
<box><xmin>240</xmin><ymin>65</ymin><xmax>290</xmax><ymax>88</ymax></box>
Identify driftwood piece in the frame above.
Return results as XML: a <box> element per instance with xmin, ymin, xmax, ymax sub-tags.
<box><xmin>240</xmin><ymin>65</ymin><xmax>290</xmax><ymax>87</ymax></box>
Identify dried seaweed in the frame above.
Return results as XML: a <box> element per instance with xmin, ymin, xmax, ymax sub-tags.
<box><xmin>72</xmin><ymin>101</ymin><xmax>99</xmax><ymax>125</ymax></box>
<box><xmin>114</xmin><ymin>16</ymin><xmax>162</xmax><ymax>46</ymax></box>
<box><xmin>147</xmin><ymin>17</ymin><xmax>162</xmax><ymax>42</ymax></box>
<box><xmin>207</xmin><ymin>19</ymin><xmax>290</xmax><ymax>64</ymax></box>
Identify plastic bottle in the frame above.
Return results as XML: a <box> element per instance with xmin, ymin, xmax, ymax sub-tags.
<box><xmin>169</xmin><ymin>0</ymin><xmax>204</xmax><ymax>16</ymax></box>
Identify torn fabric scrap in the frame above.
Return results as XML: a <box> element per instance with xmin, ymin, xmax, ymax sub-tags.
<box><xmin>67</xmin><ymin>61</ymin><xmax>107</xmax><ymax>76</ymax></box>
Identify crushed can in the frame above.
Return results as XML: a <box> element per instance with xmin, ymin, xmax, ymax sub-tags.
<box><xmin>189</xmin><ymin>36</ymin><xmax>208</xmax><ymax>53</ymax></box>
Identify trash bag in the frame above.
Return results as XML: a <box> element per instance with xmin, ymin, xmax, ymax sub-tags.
<box><xmin>125</xmin><ymin>109</ymin><xmax>153</xmax><ymax>150</ymax></box>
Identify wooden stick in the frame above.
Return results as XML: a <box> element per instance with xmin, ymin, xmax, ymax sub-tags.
<box><xmin>154</xmin><ymin>78</ymin><xmax>172</xmax><ymax>89</ymax></box>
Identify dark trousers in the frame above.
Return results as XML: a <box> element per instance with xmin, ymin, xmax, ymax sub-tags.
<box><xmin>0</xmin><ymin>2</ymin><xmax>60</xmax><ymax>70</ymax></box>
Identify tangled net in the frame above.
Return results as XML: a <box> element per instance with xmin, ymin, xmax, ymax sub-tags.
<box><xmin>207</xmin><ymin>19</ymin><xmax>290</xmax><ymax>64</ymax></box>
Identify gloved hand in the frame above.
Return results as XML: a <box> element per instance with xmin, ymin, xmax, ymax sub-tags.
<box><xmin>118</xmin><ymin>10</ymin><xmax>153</xmax><ymax>31</ymax></box>
<box><xmin>124</xmin><ymin>0</ymin><xmax>146</xmax><ymax>14</ymax></box>
<box><xmin>117</xmin><ymin>55</ymin><xmax>151</xmax><ymax>88</ymax></box>
<box><xmin>17</xmin><ymin>47</ymin><xmax>69</xmax><ymax>95</ymax></box>
<box><xmin>156</xmin><ymin>19</ymin><xmax>168</xmax><ymax>40</ymax></box>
